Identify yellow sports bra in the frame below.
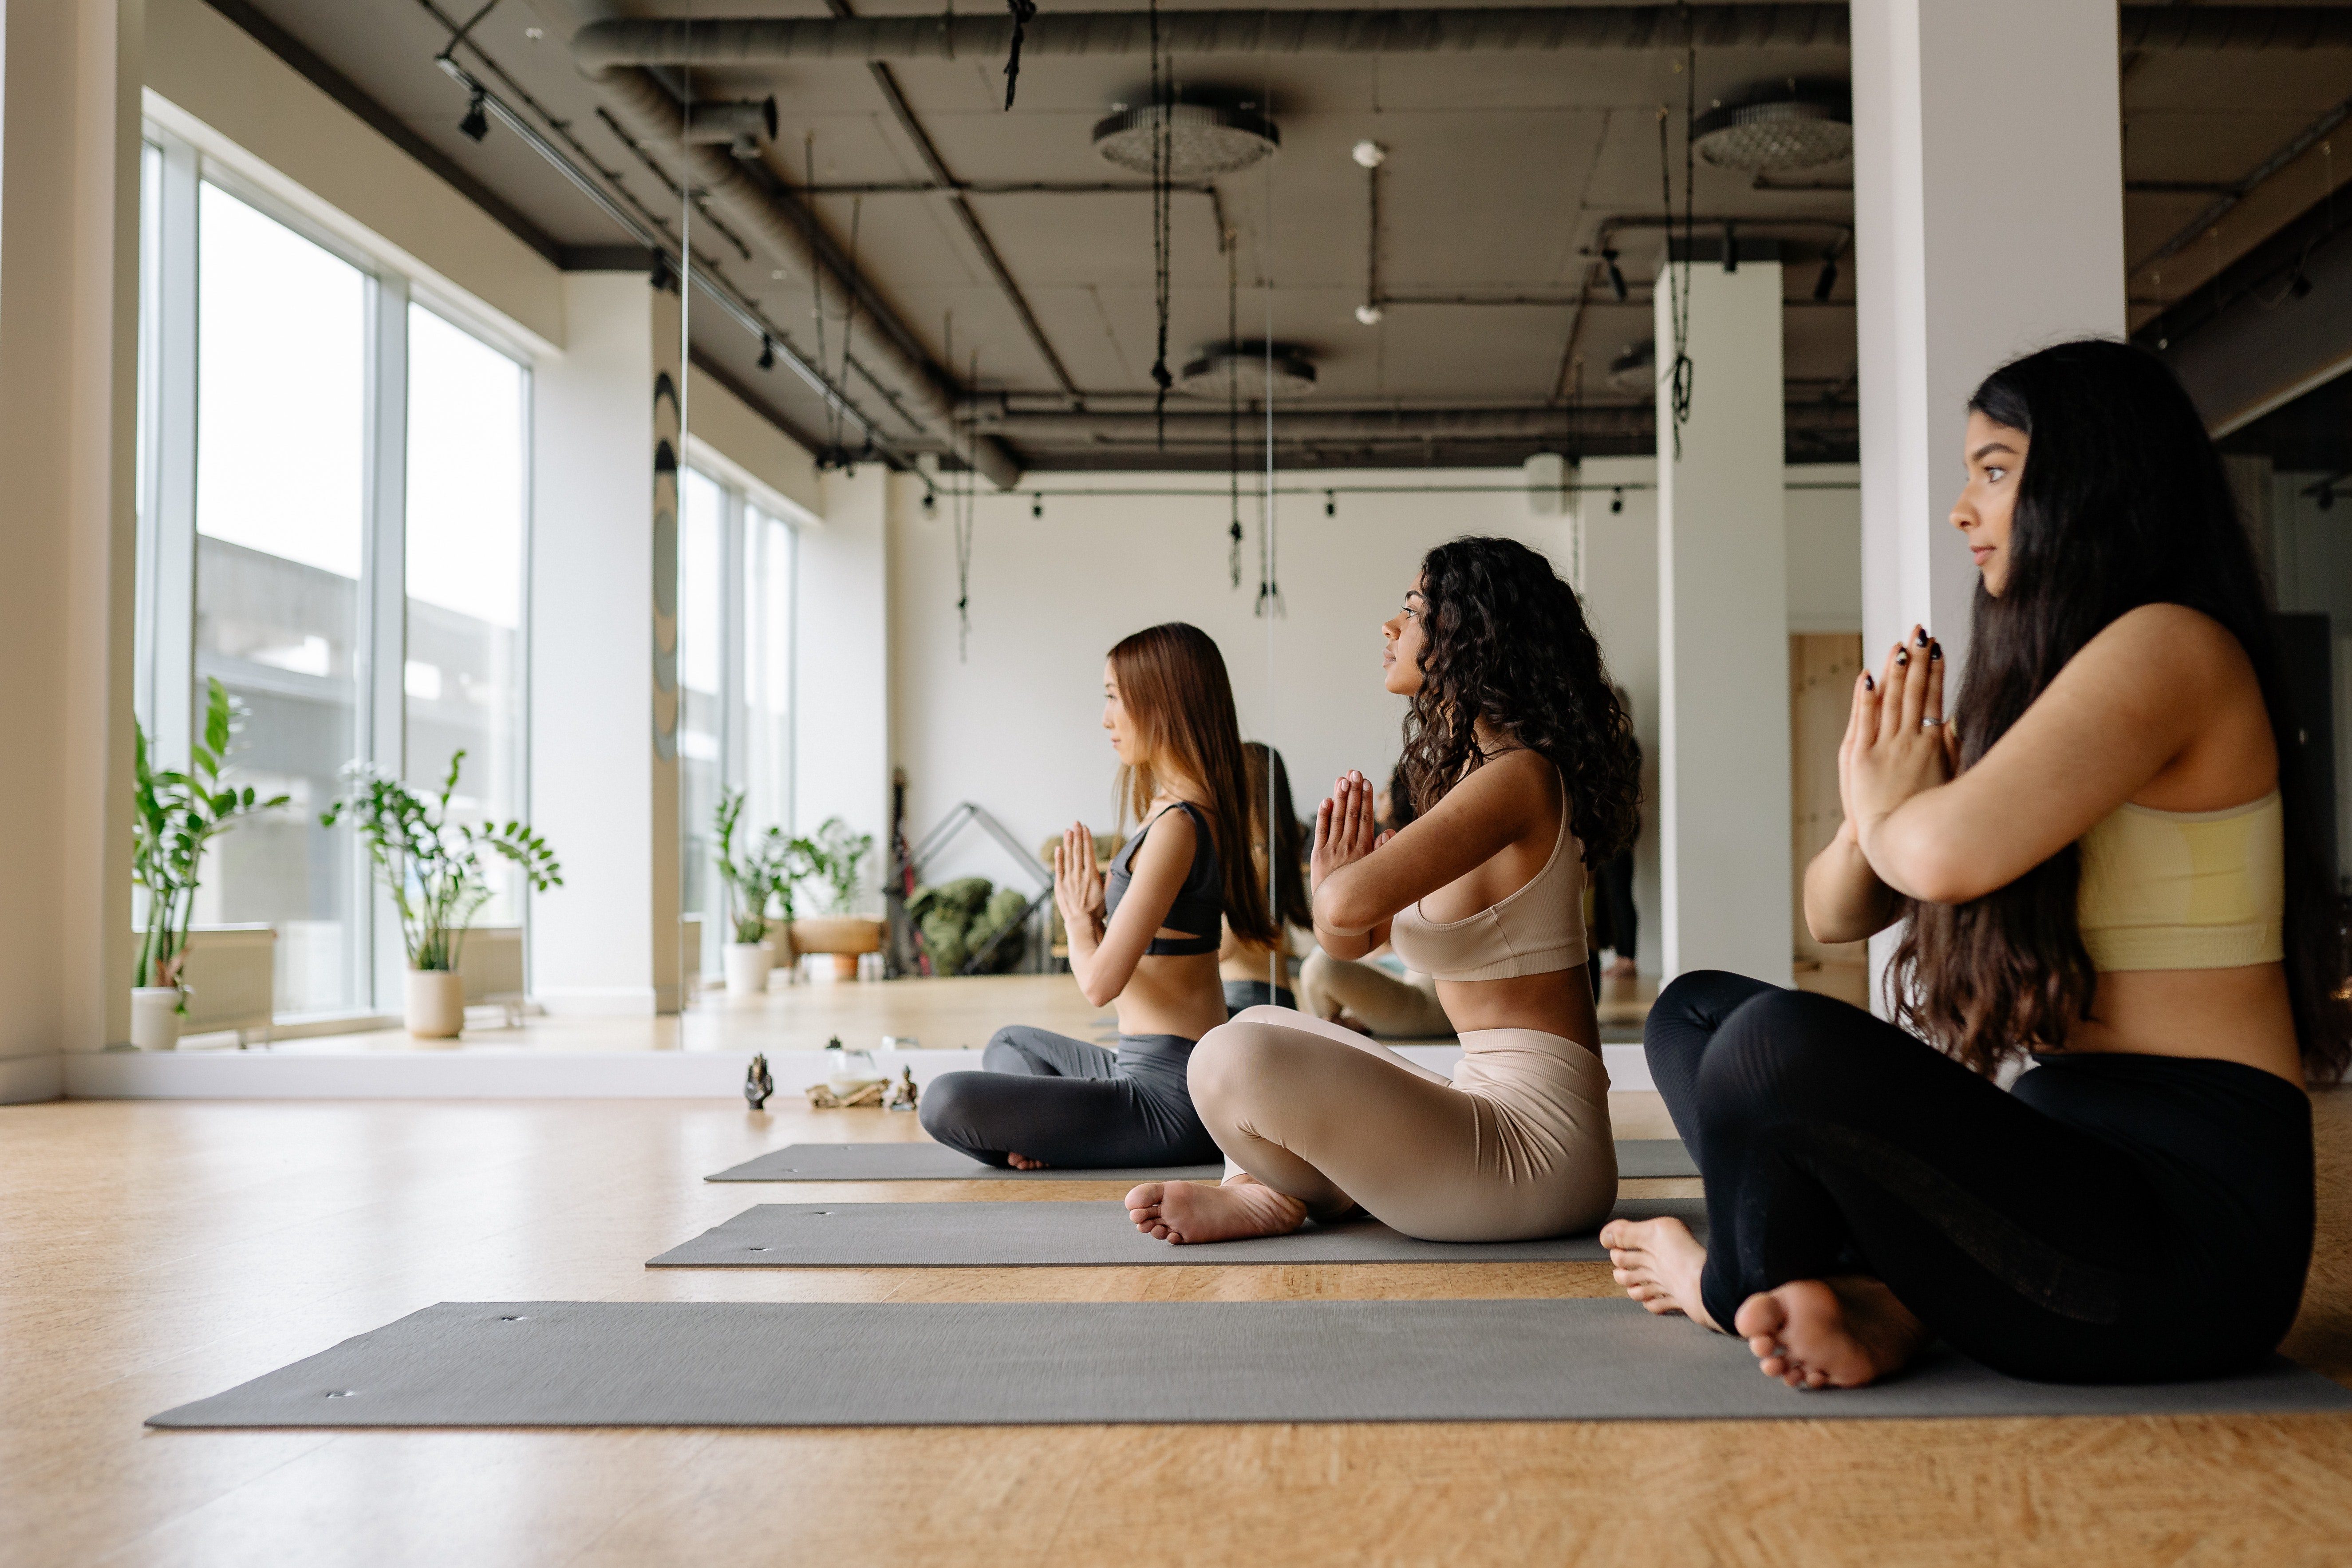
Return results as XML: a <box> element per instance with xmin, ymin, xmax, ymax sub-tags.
<box><xmin>2075</xmin><ymin>792</ymin><xmax>2284</xmax><ymax>972</ymax></box>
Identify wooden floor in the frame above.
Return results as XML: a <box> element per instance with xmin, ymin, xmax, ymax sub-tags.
<box><xmin>8</xmin><ymin>1076</ymin><xmax>2352</xmax><ymax>1563</ymax></box>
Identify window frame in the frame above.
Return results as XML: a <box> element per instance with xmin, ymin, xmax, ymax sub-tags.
<box><xmin>136</xmin><ymin>118</ymin><xmax>537</xmax><ymax>1021</ymax></box>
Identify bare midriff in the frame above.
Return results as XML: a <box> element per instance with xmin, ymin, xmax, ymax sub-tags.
<box><xmin>2058</xmin><ymin>963</ymin><xmax>2305</xmax><ymax>1086</ymax></box>
<box><xmin>1433</xmin><ymin>969</ymin><xmax>1600</xmax><ymax>1051</ymax></box>
<box><xmin>1113</xmin><ymin>947</ymin><xmax>1228</xmax><ymax>1042</ymax></box>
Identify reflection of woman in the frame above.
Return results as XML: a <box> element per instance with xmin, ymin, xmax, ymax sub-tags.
<box><xmin>919</xmin><ymin>623</ymin><xmax>1275</xmax><ymax>1169</ymax></box>
<box><xmin>1127</xmin><ymin>537</ymin><xmax>1642</xmax><ymax>1243</ymax></box>
<box><xmin>1218</xmin><ymin>743</ymin><xmax>1311</xmax><ymax>1015</ymax></box>
<box><xmin>1605</xmin><ymin>341</ymin><xmax>2348</xmax><ymax>1390</ymax></box>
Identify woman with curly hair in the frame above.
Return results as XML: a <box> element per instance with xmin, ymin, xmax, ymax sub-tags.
<box><xmin>1125</xmin><ymin>536</ymin><xmax>1641</xmax><ymax>1243</ymax></box>
<box><xmin>1602</xmin><ymin>340</ymin><xmax>2348</xmax><ymax>1390</ymax></box>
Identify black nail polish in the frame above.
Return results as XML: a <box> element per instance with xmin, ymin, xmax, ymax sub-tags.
<box><xmin>1864</xmin><ymin>673</ymin><xmax>1874</xmax><ymax>691</ymax></box>
<box><xmin>1930</xmin><ymin>645</ymin><xmax>1942</xmax><ymax>661</ymax></box>
<box><xmin>1897</xmin><ymin>650</ymin><xmax>1909</xmax><ymax>667</ymax></box>
<box><xmin>1914</xmin><ymin>628</ymin><xmax>1929</xmax><ymax>647</ymax></box>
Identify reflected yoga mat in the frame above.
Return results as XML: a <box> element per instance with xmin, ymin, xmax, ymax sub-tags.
<box><xmin>704</xmin><ymin>1138</ymin><xmax>1698</xmax><ymax>1183</ymax></box>
<box><xmin>647</xmin><ymin>1197</ymin><xmax>1709</xmax><ymax>1268</ymax></box>
<box><xmin>148</xmin><ymin>1299</ymin><xmax>2352</xmax><ymax>1429</ymax></box>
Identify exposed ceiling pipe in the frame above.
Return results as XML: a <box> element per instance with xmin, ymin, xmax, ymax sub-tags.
<box><xmin>970</xmin><ymin>407</ymin><xmax>1662</xmax><ymax>442</ymax></box>
<box><xmin>584</xmin><ymin>65</ymin><xmax>1024</xmax><ymax>489</ymax></box>
<box><xmin>573</xmin><ymin>5</ymin><xmax>2352</xmax><ymax>70</ymax></box>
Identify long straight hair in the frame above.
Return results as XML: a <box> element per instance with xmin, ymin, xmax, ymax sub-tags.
<box><xmin>1893</xmin><ymin>338</ymin><xmax>2349</xmax><ymax>1078</ymax></box>
<box><xmin>1243</xmin><ymin>741</ymin><xmax>1312</xmax><ymax>932</ymax></box>
<box><xmin>1108</xmin><ymin>623</ymin><xmax>1276</xmax><ymax>946</ymax></box>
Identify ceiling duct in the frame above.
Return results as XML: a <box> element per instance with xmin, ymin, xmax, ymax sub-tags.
<box><xmin>682</xmin><ymin>97</ymin><xmax>779</xmax><ymax>147</ymax></box>
<box><xmin>1692</xmin><ymin>86</ymin><xmax>1851</xmax><ymax>171</ymax></box>
<box><xmin>571</xmin><ymin>6</ymin><xmax>2352</xmax><ymax>71</ymax></box>
<box><xmin>1177</xmin><ymin>343</ymin><xmax>1318</xmax><ymax>399</ymax></box>
<box><xmin>1094</xmin><ymin>96</ymin><xmax>1279</xmax><ymax>178</ymax></box>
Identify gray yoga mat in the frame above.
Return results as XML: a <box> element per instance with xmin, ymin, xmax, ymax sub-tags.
<box><xmin>704</xmin><ymin>1137</ymin><xmax>1698</xmax><ymax>1183</ymax></box>
<box><xmin>647</xmin><ymin>1197</ymin><xmax>1709</xmax><ymax>1267</ymax></box>
<box><xmin>148</xmin><ymin>1298</ymin><xmax>2352</xmax><ymax>1429</ymax></box>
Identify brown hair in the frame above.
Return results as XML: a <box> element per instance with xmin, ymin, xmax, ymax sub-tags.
<box><xmin>1243</xmin><ymin>742</ymin><xmax>1312</xmax><ymax>931</ymax></box>
<box><xmin>1108</xmin><ymin>623</ymin><xmax>1276</xmax><ymax>946</ymax></box>
<box><xmin>1893</xmin><ymin>340</ymin><xmax>2348</xmax><ymax>1078</ymax></box>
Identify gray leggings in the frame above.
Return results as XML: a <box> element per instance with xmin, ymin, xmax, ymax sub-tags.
<box><xmin>917</xmin><ymin>1026</ymin><xmax>1221</xmax><ymax>1169</ymax></box>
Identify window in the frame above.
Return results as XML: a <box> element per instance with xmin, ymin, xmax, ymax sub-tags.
<box><xmin>191</xmin><ymin>180</ymin><xmax>371</xmax><ymax>1015</ymax></box>
<box><xmin>134</xmin><ymin>124</ymin><xmax>535</xmax><ymax>1019</ymax></box>
<box><xmin>676</xmin><ymin>462</ymin><xmax>799</xmax><ymax>981</ymax></box>
<box><xmin>406</xmin><ymin>304</ymin><xmax>529</xmax><ymax>924</ymax></box>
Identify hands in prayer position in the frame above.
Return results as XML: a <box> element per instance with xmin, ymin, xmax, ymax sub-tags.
<box><xmin>1842</xmin><ymin>625</ymin><xmax>1956</xmax><ymax>862</ymax></box>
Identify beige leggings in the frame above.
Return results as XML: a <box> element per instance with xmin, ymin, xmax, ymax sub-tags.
<box><xmin>1188</xmin><ymin>1005</ymin><xmax>1618</xmax><ymax>1242</ymax></box>
<box><xmin>1296</xmin><ymin>950</ymin><xmax>1452</xmax><ymax>1038</ymax></box>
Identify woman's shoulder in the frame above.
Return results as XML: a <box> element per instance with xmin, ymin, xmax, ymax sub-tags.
<box><xmin>2060</xmin><ymin>604</ymin><xmax>2257</xmax><ymax>703</ymax></box>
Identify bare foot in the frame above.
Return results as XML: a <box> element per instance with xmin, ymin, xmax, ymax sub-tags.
<box><xmin>1600</xmin><ymin>1216</ymin><xmax>1720</xmax><ymax>1332</ymax></box>
<box><xmin>1125</xmin><ymin>1172</ymin><xmax>1309</xmax><ymax>1244</ymax></box>
<box><xmin>1333</xmin><ymin>1011</ymin><xmax>1375</xmax><ymax>1036</ymax></box>
<box><xmin>1006</xmin><ymin>1152</ymin><xmax>1050</xmax><ymax>1170</ymax></box>
<box><xmin>1732</xmin><ymin>1276</ymin><xmax>1929</xmax><ymax>1390</ymax></box>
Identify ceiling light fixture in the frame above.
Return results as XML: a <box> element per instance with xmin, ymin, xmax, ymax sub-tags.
<box><xmin>1354</xmin><ymin>304</ymin><xmax>1384</xmax><ymax>326</ymax></box>
<box><xmin>1352</xmin><ymin>140</ymin><xmax>1386</xmax><ymax>170</ymax></box>
<box><xmin>1178</xmin><ymin>342</ymin><xmax>1318</xmax><ymax>400</ymax></box>
<box><xmin>758</xmin><ymin>336</ymin><xmax>776</xmax><ymax>371</ymax></box>
<box><xmin>1602</xmin><ymin>249</ymin><xmax>1628</xmax><ymax>303</ymax></box>
<box><xmin>1691</xmin><ymin>85</ymin><xmax>1851</xmax><ymax>172</ymax></box>
<box><xmin>1606</xmin><ymin>340</ymin><xmax>1655</xmax><ymax>395</ymax></box>
<box><xmin>458</xmin><ymin>87</ymin><xmax>490</xmax><ymax>143</ymax></box>
<box><xmin>1094</xmin><ymin>95</ymin><xmax>1279</xmax><ymax>178</ymax></box>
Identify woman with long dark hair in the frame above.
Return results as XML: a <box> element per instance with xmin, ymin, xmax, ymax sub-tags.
<box><xmin>1603</xmin><ymin>339</ymin><xmax>2349</xmax><ymax>1388</ymax></box>
<box><xmin>920</xmin><ymin>623</ymin><xmax>1275</xmax><ymax>1169</ymax></box>
<box><xmin>1125</xmin><ymin>537</ymin><xmax>1642</xmax><ymax>1242</ymax></box>
<box><xmin>1217</xmin><ymin>742</ymin><xmax>1311</xmax><ymax>1015</ymax></box>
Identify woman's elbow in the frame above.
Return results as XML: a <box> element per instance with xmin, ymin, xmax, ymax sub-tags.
<box><xmin>1311</xmin><ymin>884</ymin><xmax>1376</xmax><ymax>936</ymax></box>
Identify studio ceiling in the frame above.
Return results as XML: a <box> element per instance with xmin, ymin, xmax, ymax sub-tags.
<box><xmin>217</xmin><ymin>0</ymin><xmax>2352</xmax><ymax>474</ymax></box>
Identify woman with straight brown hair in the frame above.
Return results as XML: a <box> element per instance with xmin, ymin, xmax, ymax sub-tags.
<box><xmin>1219</xmin><ymin>742</ymin><xmax>1312</xmax><ymax>1015</ymax></box>
<box><xmin>920</xmin><ymin>622</ymin><xmax>1275</xmax><ymax>1169</ymax></box>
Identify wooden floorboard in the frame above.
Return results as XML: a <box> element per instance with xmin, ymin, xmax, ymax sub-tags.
<box><xmin>8</xmin><ymin>985</ymin><xmax>2352</xmax><ymax>1565</ymax></box>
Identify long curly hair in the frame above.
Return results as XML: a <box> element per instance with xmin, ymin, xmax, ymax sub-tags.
<box><xmin>1399</xmin><ymin>536</ymin><xmax>1641</xmax><ymax>865</ymax></box>
<box><xmin>1890</xmin><ymin>339</ymin><xmax>2349</xmax><ymax>1080</ymax></box>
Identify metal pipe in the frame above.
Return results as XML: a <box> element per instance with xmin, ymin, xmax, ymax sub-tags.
<box><xmin>573</xmin><ymin>6</ymin><xmax>2352</xmax><ymax>69</ymax></box>
<box><xmin>572</xmin><ymin>7</ymin><xmax>1850</xmax><ymax>71</ymax></box>
<box><xmin>586</xmin><ymin>64</ymin><xmax>1023</xmax><ymax>488</ymax></box>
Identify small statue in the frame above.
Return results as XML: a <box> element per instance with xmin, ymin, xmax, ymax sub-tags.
<box><xmin>744</xmin><ymin>1053</ymin><xmax>774</xmax><ymax>1110</ymax></box>
<box><xmin>881</xmin><ymin>1066</ymin><xmax>920</xmax><ymax>1112</ymax></box>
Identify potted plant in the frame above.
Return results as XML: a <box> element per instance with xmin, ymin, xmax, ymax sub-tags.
<box><xmin>789</xmin><ymin>816</ymin><xmax>884</xmax><ymax>980</ymax></box>
<box><xmin>130</xmin><ymin>678</ymin><xmax>288</xmax><ymax>1050</ymax></box>
<box><xmin>714</xmin><ymin>789</ymin><xmax>805</xmax><ymax>997</ymax></box>
<box><xmin>322</xmin><ymin>751</ymin><xmax>562</xmax><ymax>1039</ymax></box>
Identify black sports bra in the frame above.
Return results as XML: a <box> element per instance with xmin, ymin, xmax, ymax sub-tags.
<box><xmin>1104</xmin><ymin>801</ymin><xmax>1223</xmax><ymax>956</ymax></box>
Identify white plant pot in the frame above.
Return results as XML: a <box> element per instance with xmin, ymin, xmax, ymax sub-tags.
<box><xmin>406</xmin><ymin>969</ymin><xmax>466</xmax><ymax>1039</ymax></box>
<box><xmin>130</xmin><ymin>987</ymin><xmax>183</xmax><ymax>1051</ymax></box>
<box><xmin>723</xmin><ymin>942</ymin><xmax>773</xmax><ymax>997</ymax></box>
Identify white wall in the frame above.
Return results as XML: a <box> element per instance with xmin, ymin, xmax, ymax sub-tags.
<box><xmin>888</xmin><ymin>466</ymin><xmax>1859</xmax><ymax>970</ymax></box>
<box><xmin>0</xmin><ymin>0</ymin><xmax>142</xmax><ymax>1081</ymax></box>
<box><xmin>1788</xmin><ymin>465</ymin><xmax>1865</xmax><ymax>634</ymax></box>
<box><xmin>799</xmin><ymin>466</ymin><xmax>899</xmax><ymax>909</ymax></box>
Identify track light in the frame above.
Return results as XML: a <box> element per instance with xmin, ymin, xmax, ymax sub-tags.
<box><xmin>1603</xmin><ymin>249</ymin><xmax>1628</xmax><ymax>303</ymax></box>
<box><xmin>758</xmin><ymin>336</ymin><xmax>776</xmax><ymax>371</ymax></box>
<box><xmin>1354</xmin><ymin>303</ymin><xmax>1384</xmax><ymax>326</ymax></box>
<box><xmin>1325</xmin><ymin>491</ymin><xmax>1337</xmax><ymax>517</ymax></box>
<box><xmin>1610</xmin><ymin>488</ymin><xmax>1624</xmax><ymax>515</ymax></box>
<box><xmin>921</xmin><ymin>490</ymin><xmax>937</xmax><ymax>516</ymax></box>
<box><xmin>1813</xmin><ymin>257</ymin><xmax>1839</xmax><ymax>302</ymax></box>
<box><xmin>648</xmin><ymin>251</ymin><xmax>672</xmax><ymax>292</ymax></box>
<box><xmin>1031</xmin><ymin>495</ymin><xmax>1044</xmax><ymax>519</ymax></box>
<box><xmin>1723</xmin><ymin>223</ymin><xmax>1739</xmax><ymax>274</ymax></box>
<box><xmin>458</xmin><ymin>88</ymin><xmax>489</xmax><ymax>143</ymax></box>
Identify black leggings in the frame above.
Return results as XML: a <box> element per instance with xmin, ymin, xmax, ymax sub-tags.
<box><xmin>917</xmin><ymin>1026</ymin><xmax>1221</xmax><ymax>1169</ymax></box>
<box><xmin>1649</xmin><ymin>971</ymin><xmax>2313</xmax><ymax>1383</ymax></box>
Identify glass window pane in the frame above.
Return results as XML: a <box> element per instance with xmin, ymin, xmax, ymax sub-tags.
<box><xmin>192</xmin><ymin>181</ymin><xmax>368</xmax><ymax>1016</ymax></box>
<box><xmin>679</xmin><ymin>469</ymin><xmax>726</xmax><ymax>972</ymax></box>
<box><xmin>744</xmin><ymin>509</ymin><xmax>794</xmax><ymax>839</ymax></box>
<box><xmin>406</xmin><ymin>304</ymin><xmax>528</xmax><ymax>924</ymax></box>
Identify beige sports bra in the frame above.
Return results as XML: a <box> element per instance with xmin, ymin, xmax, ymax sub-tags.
<box><xmin>2076</xmin><ymin>791</ymin><xmax>2284</xmax><ymax>972</ymax></box>
<box><xmin>1390</xmin><ymin>767</ymin><xmax>1589</xmax><ymax>981</ymax></box>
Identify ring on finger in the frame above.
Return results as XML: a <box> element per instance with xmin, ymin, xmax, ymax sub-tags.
<box><xmin>1920</xmin><ymin>717</ymin><xmax>1946</xmax><ymax>728</ymax></box>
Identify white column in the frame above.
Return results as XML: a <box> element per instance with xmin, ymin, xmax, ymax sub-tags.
<box><xmin>528</xmin><ymin>272</ymin><xmax>685</xmax><ymax>1015</ymax></box>
<box><xmin>1852</xmin><ymin>0</ymin><xmax>2126</xmax><ymax>1005</ymax></box>
<box><xmin>1851</xmin><ymin>0</ymin><xmax>2126</xmax><ymax>674</ymax></box>
<box><xmin>797</xmin><ymin>464</ymin><xmax>897</xmax><ymax>897</ymax></box>
<box><xmin>1655</xmin><ymin>253</ymin><xmax>1793</xmax><ymax>985</ymax></box>
<box><xmin>0</xmin><ymin>0</ymin><xmax>143</xmax><ymax>1090</ymax></box>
